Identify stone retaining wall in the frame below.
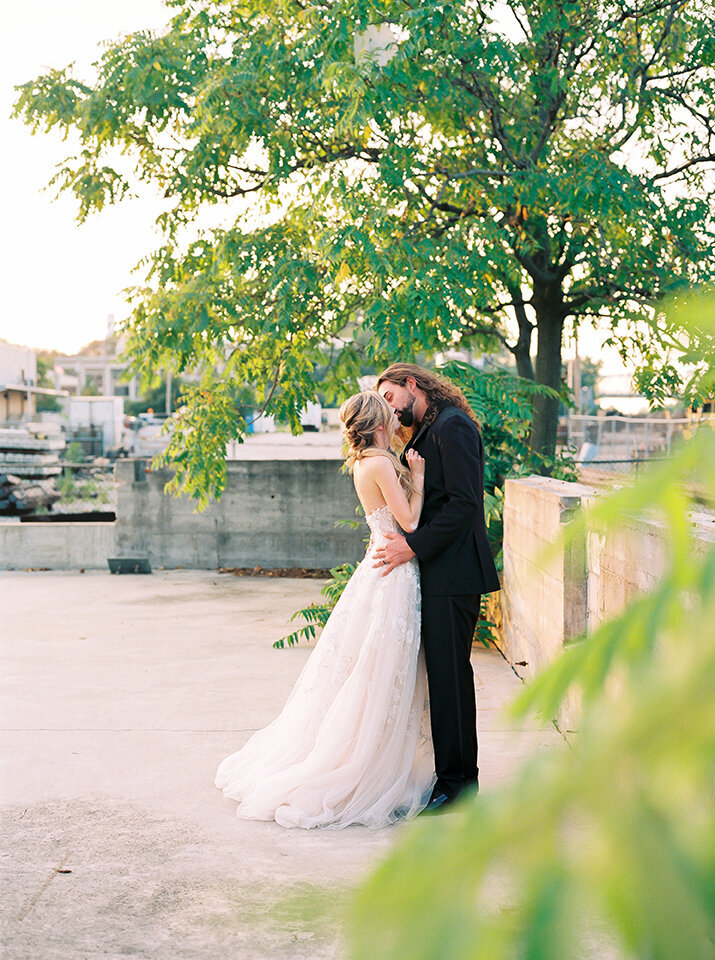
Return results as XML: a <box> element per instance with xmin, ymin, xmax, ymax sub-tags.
<box><xmin>500</xmin><ymin>475</ymin><xmax>715</xmax><ymax>727</ymax></box>
<box><xmin>115</xmin><ymin>459</ymin><xmax>365</xmax><ymax>570</ymax></box>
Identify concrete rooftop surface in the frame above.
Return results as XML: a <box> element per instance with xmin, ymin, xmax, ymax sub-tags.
<box><xmin>1</xmin><ymin>571</ymin><xmax>562</xmax><ymax>959</ymax></box>
<box><xmin>227</xmin><ymin>432</ymin><xmax>344</xmax><ymax>459</ymax></box>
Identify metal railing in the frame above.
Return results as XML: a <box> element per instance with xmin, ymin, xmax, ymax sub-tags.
<box><xmin>66</xmin><ymin>426</ymin><xmax>105</xmax><ymax>458</ymax></box>
<box><xmin>565</xmin><ymin>414</ymin><xmax>713</xmax><ymax>461</ymax></box>
<box><xmin>574</xmin><ymin>458</ymin><xmax>668</xmax><ymax>487</ymax></box>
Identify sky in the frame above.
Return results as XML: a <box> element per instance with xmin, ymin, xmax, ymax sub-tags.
<box><xmin>3</xmin><ymin>1</ymin><xmax>630</xmax><ymax>385</ymax></box>
<box><xmin>1</xmin><ymin>1</ymin><xmax>171</xmax><ymax>354</ymax></box>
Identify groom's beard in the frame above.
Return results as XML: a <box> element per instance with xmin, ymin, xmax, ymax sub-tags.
<box><xmin>396</xmin><ymin>397</ymin><xmax>416</xmax><ymax>427</ymax></box>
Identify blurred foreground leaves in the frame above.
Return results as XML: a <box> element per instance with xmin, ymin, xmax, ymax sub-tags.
<box><xmin>348</xmin><ymin>294</ymin><xmax>715</xmax><ymax>960</ymax></box>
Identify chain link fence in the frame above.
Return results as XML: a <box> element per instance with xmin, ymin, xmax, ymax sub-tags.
<box><xmin>564</xmin><ymin>413</ymin><xmax>713</xmax><ymax>488</ymax></box>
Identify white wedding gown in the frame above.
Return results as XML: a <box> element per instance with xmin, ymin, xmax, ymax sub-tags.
<box><xmin>215</xmin><ymin>505</ymin><xmax>435</xmax><ymax>828</ymax></box>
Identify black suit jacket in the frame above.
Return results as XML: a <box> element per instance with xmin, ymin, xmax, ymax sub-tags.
<box><xmin>403</xmin><ymin>400</ymin><xmax>500</xmax><ymax>597</ymax></box>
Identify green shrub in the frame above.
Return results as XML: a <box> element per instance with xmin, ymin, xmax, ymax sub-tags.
<box><xmin>65</xmin><ymin>442</ymin><xmax>85</xmax><ymax>464</ymax></box>
<box><xmin>274</xmin><ymin>564</ymin><xmax>356</xmax><ymax>649</ymax></box>
<box><xmin>56</xmin><ymin>470</ymin><xmax>76</xmax><ymax>502</ymax></box>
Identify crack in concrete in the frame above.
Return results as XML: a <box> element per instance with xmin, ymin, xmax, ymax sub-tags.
<box><xmin>15</xmin><ymin>851</ymin><xmax>72</xmax><ymax>922</ymax></box>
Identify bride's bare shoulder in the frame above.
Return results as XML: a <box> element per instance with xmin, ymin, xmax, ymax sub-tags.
<box><xmin>355</xmin><ymin>454</ymin><xmax>394</xmax><ymax>477</ymax></box>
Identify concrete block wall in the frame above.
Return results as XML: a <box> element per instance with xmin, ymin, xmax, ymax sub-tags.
<box><xmin>501</xmin><ymin>476</ymin><xmax>596</xmax><ymax>677</ymax></box>
<box><xmin>115</xmin><ymin>459</ymin><xmax>365</xmax><ymax>570</ymax></box>
<box><xmin>501</xmin><ymin>475</ymin><xmax>715</xmax><ymax>727</ymax></box>
<box><xmin>0</xmin><ymin>458</ymin><xmax>366</xmax><ymax>571</ymax></box>
<box><xmin>0</xmin><ymin>522</ymin><xmax>116</xmax><ymax>570</ymax></box>
<box><xmin>586</xmin><ymin>511</ymin><xmax>713</xmax><ymax>631</ymax></box>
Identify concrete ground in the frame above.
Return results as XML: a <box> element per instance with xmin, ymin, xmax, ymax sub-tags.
<box><xmin>1</xmin><ymin>571</ymin><xmax>562</xmax><ymax>959</ymax></box>
<box><xmin>227</xmin><ymin>432</ymin><xmax>343</xmax><ymax>460</ymax></box>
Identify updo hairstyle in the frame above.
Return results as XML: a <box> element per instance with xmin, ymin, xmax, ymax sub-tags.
<box><xmin>339</xmin><ymin>390</ymin><xmax>415</xmax><ymax>496</ymax></box>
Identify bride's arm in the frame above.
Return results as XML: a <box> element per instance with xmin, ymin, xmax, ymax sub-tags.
<box><xmin>363</xmin><ymin>454</ymin><xmax>424</xmax><ymax>533</ymax></box>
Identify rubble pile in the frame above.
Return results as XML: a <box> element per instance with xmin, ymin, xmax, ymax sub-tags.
<box><xmin>0</xmin><ymin>427</ymin><xmax>64</xmax><ymax>479</ymax></box>
<box><xmin>0</xmin><ymin>474</ymin><xmax>60</xmax><ymax>515</ymax></box>
<box><xmin>0</xmin><ymin>427</ymin><xmax>65</xmax><ymax>516</ymax></box>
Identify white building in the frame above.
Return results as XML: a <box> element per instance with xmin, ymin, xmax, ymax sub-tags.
<box><xmin>67</xmin><ymin>395</ymin><xmax>125</xmax><ymax>453</ymax></box>
<box><xmin>53</xmin><ymin>315</ymin><xmax>140</xmax><ymax>400</ymax></box>
<box><xmin>0</xmin><ymin>339</ymin><xmax>36</xmax><ymax>386</ymax></box>
<box><xmin>0</xmin><ymin>339</ymin><xmax>65</xmax><ymax>423</ymax></box>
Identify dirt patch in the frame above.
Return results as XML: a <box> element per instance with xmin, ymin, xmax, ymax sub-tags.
<box><xmin>219</xmin><ymin>567</ymin><xmax>330</xmax><ymax>579</ymax></box>
<box><xmin>1</xmin><ymin>798</ymin><xmax>345</xmax><ymax>960</ymax></box>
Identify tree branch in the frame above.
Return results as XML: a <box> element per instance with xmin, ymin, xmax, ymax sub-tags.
<box><xmin>563</xmin><ymin>282</ymin><xmax>656</xmax><ymax>314</ymax></box>
<box><xmin>453</xmin><ymin>75</ymin><xmax>526</xmax><ymax>170</ymax></box>
<box><xmin>457</xmin><ymin>319</ymin><xmax>510</xmax><ymax>348</ymax></box>
<box><xmin>609</xmin><ymin>0</ymin><xmax>691</xmax><ymax>152</ymax></box>
<box><xmin>433</xmin><ymin>164</ymin><xmax>514</xmax><ymax>181</ymax></box>
<box><xmin>203</xmin><ymin>180</ymin><xmax>267</xmax><ymax>199</ymax></box>
<box><xmin>504</xmin><ymin>0</ymin><xmax>532</xmax><ymax>40</ymax></box>
<box><xmin>651</xmin><ymin>154</ymin><xmax>715</xmax><ymax>182</ymax></box>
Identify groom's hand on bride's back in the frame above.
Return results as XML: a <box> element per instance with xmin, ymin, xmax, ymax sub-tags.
<box><xmin>373</xmin><ymin>532</ymin><xmax>416</xmax><ymax>576</ymax></box>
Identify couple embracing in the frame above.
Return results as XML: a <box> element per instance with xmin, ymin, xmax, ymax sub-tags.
<box><xmin>216</xmin><ymin>363</ymin><xmax>500</xmax><ymax>827</ymax></box>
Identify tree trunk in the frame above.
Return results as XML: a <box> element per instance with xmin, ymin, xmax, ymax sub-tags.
<box><xmin>514</xmin><ymin>344</ymin><xmax>534</xmax><ymax>381</ymax></box>
<box><xmin>512</xmin><ymin>303</ymin><xmax>534</xmax><ymax>380</ymax></box>
<box><xmin>510</xmin><ymin>293</ymin><xmax>535</xmax><ymax>381</ymax></box>
<box><xmin>529</xmin><ymin>280</ymin><xmax>565</xmax><ymax>464</ymax></box>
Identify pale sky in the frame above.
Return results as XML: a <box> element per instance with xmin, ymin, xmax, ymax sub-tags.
<box><xmin>2</xmin><ymin>1</ymin><xmax>171</xmax><ymax>354</ymax></box>
<box><xmin>3</xmin><ymin>1</ymin><xmax>628</xmax><ymax>378</ymax></box>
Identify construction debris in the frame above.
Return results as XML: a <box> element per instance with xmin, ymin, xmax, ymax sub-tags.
<box><xmin>218</xmin><ymin>566</ymin><xmax>331</xmax><ymax>579</ymax></box>
<box><xmin>0</xmin><ymin>474</ymin><xmax>60</xmax><ymax>515</ymax></box>
<box><xmin>0</xmin><ymin>426</ymin><xmax>64</xmax><ymax>479</ymax></box>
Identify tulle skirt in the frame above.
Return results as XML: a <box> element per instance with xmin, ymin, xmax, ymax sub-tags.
<box><xmin>215</xmin><ymin>533</ymin><xmax>435</xmax><ymax>829</ymax></box>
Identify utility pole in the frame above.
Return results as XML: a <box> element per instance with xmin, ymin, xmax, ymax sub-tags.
<box><xmin>166</xmin><ymin>369</ymin><xmax>172</xmax><ymax>415</ymax></box>
<box><xmin>574</xmin><ymin>329</ymin><xmax>582</xmax><ymax>415</ymax></box>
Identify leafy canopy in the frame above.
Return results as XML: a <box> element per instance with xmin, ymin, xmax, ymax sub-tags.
<box><xmin>14</xmin><ymin>0</ymin><xmax>715</xmax><ymax>496</ymax></box>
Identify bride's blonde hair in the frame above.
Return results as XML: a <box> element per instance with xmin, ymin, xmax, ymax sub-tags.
<box><xmin>339</xmin><ymin>390</ymin><xmax>416</xmax><ymax>497</ymax></box>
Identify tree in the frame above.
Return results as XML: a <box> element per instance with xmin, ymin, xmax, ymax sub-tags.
<box><xmin>124</xmin><ymin>375</ymin><xmax>188</xmax><ymax>416</ymax></box>
<box><xmin>80</xmin><ymin>377</ymin><xmax>101</xmax><ymax>396</ymax></box>
<box><xmin>35</xmin><ymin>353</ymin><xmax>62</xmax><ymax>413</ymax></box>
<box><xmin>14</xmin><ymin>0</ymin><xmax>715</xmax><ymax>499</ymax></box>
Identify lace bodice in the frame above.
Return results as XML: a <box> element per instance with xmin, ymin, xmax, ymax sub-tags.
<box><xmin>366</xmin><ymin>504</ymin><xmax>402</xmax><ymax>539</ymax></box>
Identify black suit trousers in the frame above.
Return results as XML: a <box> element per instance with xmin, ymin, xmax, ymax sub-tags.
<box><xmin>421</xmin><ymin>593</ymin><xmax>481</xmax><ymax>797</ymax></box>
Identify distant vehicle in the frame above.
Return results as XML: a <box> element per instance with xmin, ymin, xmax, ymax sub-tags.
<box><xmin>128</xmin><ymin>413</ymin><xmax>173</xmax><ymax>457</ymax></box>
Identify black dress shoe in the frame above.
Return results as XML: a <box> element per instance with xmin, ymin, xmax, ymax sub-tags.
<box><xmin>420</xmin><ymin>782</ymin><xmax>480</xmax><ymax>816</ymax></box>
<box><xmin>419</xmin><ymin>792</ymin><xmax>452</xmax><ymax>815</ymax></box>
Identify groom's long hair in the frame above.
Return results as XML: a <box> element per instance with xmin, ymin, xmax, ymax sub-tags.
<box><xmin>339</xmin><ymin>391</ymin><xmax>417</xmax><ymax>497</ymax></box>
<box><xmin>376</xmin><ymin>363</ymin><xmax>478</xmax><ymax>425</ymax></box>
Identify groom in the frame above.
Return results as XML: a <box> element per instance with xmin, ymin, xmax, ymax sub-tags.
<box><xmin>374</xmin><ymin>363</ymin><xmax>500</xmax><ymax>810</ymax></box>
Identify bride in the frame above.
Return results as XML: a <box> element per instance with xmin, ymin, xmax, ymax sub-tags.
<box><xmin>215</xmin><ymin>390</ymin><xmax>435</xmax><ymax>828</ymax></box>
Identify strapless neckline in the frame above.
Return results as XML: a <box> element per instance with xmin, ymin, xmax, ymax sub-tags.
<box><xmin>365</xmin><ymin>504</ymin><xmax>392</xmax><ymax>522</ymax></box>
